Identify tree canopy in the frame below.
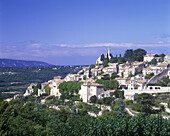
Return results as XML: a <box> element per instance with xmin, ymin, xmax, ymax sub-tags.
<box><xmin>58</xmin><ymin>81</ymin><xmax>82</xmax><ymax>99</ymax></box>
<box><xmin>95</xmin><ymin>79</ymin><xmax>119</xmax><ymax>91</ymax></box>
<box><xmin>132</xmin><ymin>93</ymin><xmax>155</xmax><ymax>114</ymax></box>
<box><xmin>124</xmin><ymin>49</ymin><xmax>134</xmax><ymax>61</ymax></box>
<box><xmin>133</xmin><ymin>48</ymin><xmax>147</xmax><ymax>62</ymax></box>
<box><xmin>90</xmin><ymin>95</ymin><xmax>97</xmax><ymax>103</ymax></box>
<box><xmin>0</xmin><ymin>98</ymin><xmax>169</xmax><ymax>136</ymax></box>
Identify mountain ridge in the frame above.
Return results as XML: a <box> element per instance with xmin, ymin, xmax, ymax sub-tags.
<box><xmin>0</xmin><ymin>58</ymin><xmax>53</xmax><ymax>67</ymax></box>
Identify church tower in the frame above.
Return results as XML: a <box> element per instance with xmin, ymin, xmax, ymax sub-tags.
<box><xmin>106</xmin><ymin>48</ymin><xmax>111</xmax><ymax>60</ymax></box>
<box><xmin>96</xmin><ymin>48</ymin><xmax>112</xmax><ymax>64</ymax></box>
<box><xmin>108</xmin><ymin>48</ymin><xmax>110</xmax><ymax>56</ymax></box>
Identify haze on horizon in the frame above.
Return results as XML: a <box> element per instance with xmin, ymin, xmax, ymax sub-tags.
<box><xmin>0</xmin><ymin>0</ymin><xmax>170</xmax><ymax>65</ymax></box>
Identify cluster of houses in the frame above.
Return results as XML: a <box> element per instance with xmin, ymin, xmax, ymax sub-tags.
<box><xmin>21</xmin><ymin>50</ymin><xmax>170</xmax><ymax>103</ymax></box>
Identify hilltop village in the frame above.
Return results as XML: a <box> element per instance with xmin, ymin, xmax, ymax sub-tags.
<box><xmin>6</xmin><ymin>49</ymin><xmax>170</xmax><ymax>116</ymax></box>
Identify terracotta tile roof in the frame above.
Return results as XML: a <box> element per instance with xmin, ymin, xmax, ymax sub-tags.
<box><xmin>133</xmin><ymin>62</ymin><xmax>144</xmax><ymax>66</ymax></box>
<box><xmin>125</xmin><ymin>94</ymin><xmax>134</xmax><ymax>96</ymax></box>
<box><xmin>157</xmin><ymin>63</ymin><xmax>169</xmax><ymax>67</ymax></box>
<box><xmin>138</xmin><ymin>79</ymin><xmax>147</xmax><ymax>83</ymax></box>
<box><xmin>126</xmin><ymin>81</ymin><xmax>131</xmax><ymax>84</ymax></box>
<box><xmin>145</xmin><ymin>54</ymin><xmax>156</xmax><ymax>57</ymax></box>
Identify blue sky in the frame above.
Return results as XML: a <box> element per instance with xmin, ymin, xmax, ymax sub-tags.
<box><xmin>0</xmin><ymin>0</ymin><xmax>170</xmax><ymax>65</ymax></box>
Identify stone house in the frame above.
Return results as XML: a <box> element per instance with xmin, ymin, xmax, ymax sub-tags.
<box><xmin>144</xmin><ymin>54</ymin><xmax>156</xmax><ymax>62</ymax></box>
<box><xmin>164</xmin><ymin>55</ymin><xmax>170</xmax><ymax>63</ymax></box>
<box><xmin>79</xmin><ymin>82</ymin><xmax>104</xmax><ymax>103</ymax></box>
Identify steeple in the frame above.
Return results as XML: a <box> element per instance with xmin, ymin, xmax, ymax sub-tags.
<box><xmin>108</xmin><ymin>48</ymin><xmax>110</xmax><ymax>56</ymax></box>
<box><xmin>107</xmin><ymin>47</ymin><xmax>111</xmax><ymax>60</ymax></box>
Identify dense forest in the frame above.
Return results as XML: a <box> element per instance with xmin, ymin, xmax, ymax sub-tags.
<box><xmin>0</xmin><ymin>66</ymin><xmax>83</xmax><ymax>94</ymax></box>
<box><xmin>0</xmin><ymin>97</ymin><xmax>169</xmax><ymax>136</ymax></box>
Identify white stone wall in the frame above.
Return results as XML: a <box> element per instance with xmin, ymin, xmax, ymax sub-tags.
<box><xmin>144</xmin><ymin>56</ymin><xmax>154</xmax><ymax>62</ymax></box>
<box><xmin>117</xmin><ymin>79</ymin><xmax>129</xmax><ymax>86</ymax></box>
<box><xmin>38</xmin><ymin>89</ymin><xmax>45</xmax><ymax>96</ymax></box>
<box><xmin>79</xmin><ymin>85</ymin><xmax>89</xmax><ymax>102</ymax></box>
<box><xmin>79</xmin><ymin>85</ymin><xmax>104</xmax><ymax>102</ymax></box>
<box><xmin>124</xmin><ymin>86</ymin><xmax>170</xmax><ymax>98</ymax></box>
<box><xmin>50</xmin><ymin>88</ymin><xmax>61</xmax><ymax>97</ymax></box>
<box><xmin>142</xmin><ymin>68</ymin><xmax>160</xmax><ymax>76</ymax></box>
<box><xmin>168</xmin><ymin>70</ymin><xmax>170</xmax><ymax>76</ymax></box>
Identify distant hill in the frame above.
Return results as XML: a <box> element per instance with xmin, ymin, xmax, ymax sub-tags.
<box><xmin>0</xmin><ymin>65</ymin><xmax>83</xmax><ymax>96</ymax></box>
<box><xmin>0</xmin><ymin>59</ymin><xmax>53</xmax><ymax>67</ymax></box>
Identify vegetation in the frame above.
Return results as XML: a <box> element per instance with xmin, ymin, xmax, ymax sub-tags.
<box><xmin>0</xmin><ymin>66</ymin><xmax>83</xmax><ymax>94</ymax></box>
<box><xmin>89</xmin><ymin>68</ymin><xmax>92</xmax><ymax>77</ymax></box>
<box><xmin>90</xmin><ymin>95</ymin><xmax>97</xmax><ymax>103</ymax></box>
<box><xmin>135</xmin><ymin>93</ymin><xmax>154</xmax><ymax>113</ymax></box>
<box><xmin>133</xmin><ymin>48</ymin><xmax>147</xmax><ymax>61</ymax></box>
<box><xmin>0</xmin><ymin>98</ymin><xmax>169</xmax><ymax>136</ymax></box>
<box><xmin>151</xmin><ymin>58</ymin><xmax>157</xmax><ymax>65</ymax></box>
<box><xmin>95</xmin><ymin>79</ymin><xmax>119</xmax><ymax>91</ymax></box>
<box><xmin>145</xmin><ymin>73</ymin><xmax>154</xmax><ymax>79</ymax></box>
<box><xmin>123</xmin><ymin>49</ymin><xmax>134</xmax><ymax>61</ymax></box>
<box><xmin>113</xmin><ymin>90</ymin><xmax>124</xmax><ymax>98</ymax></box>
<box><xmin>124</xmin><ymin>48</ymin><xmax>147</xmax><ymax>62</ymax></box>
<box><xmin>155</xmin><ymin>53</ymin><xmax>165</xmax><ymax>62</ymax></box>
<box><xmin>100</xmin><ymin>48</ymin><xmax>147</xmax><ymax>66</ymax></box>
<box><xmin>44</xmin><ymin>86</ymin><xmax>51</xmax><ymax>95</ymax></box>
<box><xmin>111</xmin><ymin>72</ymin><xmax>119</xmax><ymax>79</ymax></box>
<box><xmin>32</xmin><ymin>85</ymin><xmax>38</xmax><ymax>95</ymax></box>
<box><xmin>58</xmin><ymin>81</ymin><xmax>82</xmax><ymax>100</ymax></box>
<box><xmin>97</xmin><ymin>97</ymin><xmax>115</xmax><ymax>105</ymax></box>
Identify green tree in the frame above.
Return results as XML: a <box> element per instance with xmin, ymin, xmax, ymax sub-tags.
<box><xmin>133</xmin><ymin>48</ymin><xmax>147</xmax><ymax>61</ymax></box>
<box><xmin>90</xmin><ymin>95</ymin><xmax>97</xmax><ymax>103</ymax></box>
<box><xmin>103</xmin><ymin>58</ymin><xmax>109</xmax><ymax>67</ymax></box>
<box><xmin>136</xmin><ymin>93</ymin><xmax>154</xmax><ymax>114</ymax></box>
<box><xmin>113</xmin><ymin>90</ymin><xmax>124</xmax><ymax>98</ymax></box>
<box><xmin>161</xmin><ymin>76</ymin><xmax>170</xmax><ymax>85</ymax></box>
<box><xmin>59</xmin><ymin>81</ymin><xmax>82</xmax><ymax>99</ymax></box>
<box><xmin>110</xmin><ymin>53</ymin><xmax>114</xmax><ymax>58</ymax></box>
<box><xmin>111</xmin><ymin>73</ymin><xmax>119</xmax><ymax>79</ymax></box>
<box><xmin>89</xmin><ymin>68</ymin><xmax>92</xmax><ymax>78</ymax></box>
<box><xmin>89</xmin><ymin>64</ymin><xmax>95</xmax><ymax>69</ymax></box>
<box><xmin>110</xmin><ymin>57</ymin><xmax>118</xmax><ymax>63</ymax></box>
<box><xmin>100</xmin><ymin>54</ymin><xmax>105</xmax><ymax>61</ymax></box>
<box><xmin>33</xmin><ymin>86</ymin><xmax>38</xmax><ymax>95</ymax></box>
<box><xmin>124</xmin><ymin>49</ymin><xmax>134</xmax><ymax>61</ymax></box>
<box><xmin>37</xmin><ymin>83</ymin><xmax>42</xmax><ymax>89</ymax></box>
<box><xmin>106</xmin><ymin>53</ymin><xmax>110</xmax><ymax>62</ymax></box>
<box><xmin>45</xmin><ymin>86</ymin><xmax>51</xmax><ymax>95</ymax></box>
<box><xmin>145</xmin><ymin>73</ymin><xmax>154</xmax><ymax>79</ymax></box>
<box><xmin>0</xmin><ymin>93</ymin><xmax>3</xmax><ymax>102</ymax></box>
<box><xmin>159</xmin><ymin>53</ymin><xmax>165</xmax><ymax>60</ymax></box>
<box><xmin>102</xmin><ymin>97</ymin><xmax>114</xmax><ymax>105</ymax></box>
<box><xmin>95</xmin><ymin>79</ymin><xmax>119</xmax><ymax>91</ymax></box>
<box><xmin>118</xmin><ymin>57</ymin><xmax>126</xmax><ymax>64</ymax></box>
<box><xmin>151</xmin><ymin>58</ymin><xmax>157</xmax><ymax>65</ymax></box>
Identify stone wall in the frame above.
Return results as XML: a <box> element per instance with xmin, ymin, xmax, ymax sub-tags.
<box><xmin>144</xmin><ymin>67</ymin><xmax>170</xmax><ymax>89</ymax></box>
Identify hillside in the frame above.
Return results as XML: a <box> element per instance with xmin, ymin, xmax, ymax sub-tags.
<box><xmin>0</xmin><ymin>59</ymin><xmax>53</xmax><ymax>67</ymax></box>
<box><xmin>0</xmin><ymin>66</ymin><xmax>83</xmax><ymax>94</ymax></box>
